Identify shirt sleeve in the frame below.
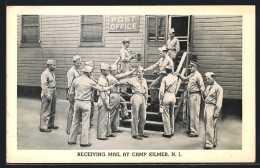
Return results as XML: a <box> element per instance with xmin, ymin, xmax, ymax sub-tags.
<box><xmin>120</xmin><ymin>48</ymin><xmax>133</xmax><ymax>62</ymax></box>
<box><xmin>215</xmin><ymin>86</ymin><xmax>223</xmax><ymax>115</ymax></box>
<box><xmin>176</xmin><ymin>39</ymin><xmax>180</xmax><ymax>54</ymax></box>
<box><xmin>69</xmin><ymin>80</ymin><xmax>75</xmax><ymax>95</ymax></box>
<box><xmin>146</xmin><ymin>59</ymin><xmax>160</xmax><ymax>71</ymax></box>
<box><xmin>115</xmin><ymin>70</ymin><xmax>134</xmax><ymax>79</ymax></box>
<box><xmin>197</xmin><ymin>74</ymin><xmax>205</xmax><ymax>91</ymax></box>
<box><xmin>98</xmin><ymin>78</ymin><xmax>109</xmax><ymax>107</ymax></box>
<box><xmin>144</xmin><ymin>79</ymin><xmax>148</xmax><ymax>104</ymax></box>
<box><xmin>67</xmin><ymin>70</ymin><xmax>74</xmax><ymax>89</ymax></box>
<box><xmin>159</xmin><ymin>78</ymin><xmax>166</xmax><ymax>104</ymax></box>
<box><xmin>118</xmin><ymin>78</ymin><xmax>132</xmax><ymax>86</ymax></box>
<box><xmin>41</xmin><ymin>72</ymin><xmax>51</xmax><ymax>96</ymax></box>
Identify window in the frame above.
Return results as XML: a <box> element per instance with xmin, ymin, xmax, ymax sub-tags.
<box><xmin>21</xmin><ymin>15</ymin><xmax>40</xmax><ymax>47</ymax></box>
<box><xmin>80</xmin><ymin>15</ymin><xmax>104</xmax><ymax>47</ymax></box>
<box><xmin>147</xmin><ymin>16</ymin><xmax>166</xmax><ymax>42</ymax></box>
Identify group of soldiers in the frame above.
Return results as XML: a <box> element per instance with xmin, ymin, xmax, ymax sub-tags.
<box><xmin>39</xmin><ymin>28</ymin><xmax>223</xmax><ymax>149</ymax></box>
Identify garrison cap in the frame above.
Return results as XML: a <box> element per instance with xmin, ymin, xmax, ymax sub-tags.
<box><xmin>73</xmin><ymin>55</ymin><xmax>81</xmax><ymax>61</ymax></box>
<box><xmin>189</xmin><ymin>61</ymin><xmax>199</xmax><ymax>68</ymax></box>
<box><xmin>84</xmin><ymin>61</ymin><xmax>94</xmax><ymax>67</ymax></box>
<box><xmin>122</xmin><ymin>38</ymin><xmax>131</xmax><ymax>43</ymax></box>
<box><xmin>137</xmin><ymin>66</ymin><xmax>144</xmax><ymax>71</ymax></box>
<box><xmin>110</xmin><ymin>65</ymin><xmax>118</xmax><ymax>71</ymax></box>
<box><xmin>100</xmin><ymin>63</ymin><xmax>110</xmax><ymax>70</ymax></box>
<box><xmin>169</xmin><ymin>28</ymin><xmax>175</xmax><ymax>33</ymax></box>
<box><xmin>83</xmin><ymin>65</ymin><xmax>93</xmax><ymax>73</ymax></box>
<box><xmin>158</xmin><ymin>46</ymin><xmax>168</xmax><ymax>52</ymax></box>
<box><xmin>47</xmin><ymin>59</ymin><xmax>56</xmax><ymax>65</ymax></box>
<box><xmin>205</xmin><ymin>72</ymin><xmax>215</xmax><ymax>78</ymax></box>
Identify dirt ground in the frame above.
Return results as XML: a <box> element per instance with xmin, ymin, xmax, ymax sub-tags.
<box><xmin>17</xmin><ymin>97</ymin><xmax>242</xmax><ymax>150</ymax></box>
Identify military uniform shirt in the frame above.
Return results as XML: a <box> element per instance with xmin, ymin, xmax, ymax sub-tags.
<box><xmin>107</xmin><ymin>74</ymin><xmax>119</xmax><ymax>93</ymax></box>
<box><xmin>69</xmin><ymin>75</ymin><xmax>103</xmax><ymax>101</ymax></box>
<box><xmin>41</xmin><ymin>68</ymin><xmax>56</xmax><ymax>96</ymax></box>
<box><xmin>98</xmin><ymin>75</ymin><xmax>111</xmax><ymax>106</ymax></box>
<box><xmin>160</xmin><ymin>74</ymin><xmax>178</xmax><ymax>95</ymax></box>
<box><xmin>187</xmin><ymin>71</ymin><xmax>205</xmax><ymax>93</ymax></box>
<box><xmin>167</xmin><ymin>37</ymin><xmax>180</xmax><ymax>54</ymax></box>
<box><xmin>204</xmin><ymin>82</ymin><xmax>223</xmax><ymax>113</ymax></box>
<box><xmin>67</xmin><ymin>66</ymin><xmax>80</xmax><ymax>88</ymax></box>
<box><xmin>146</xmin><ymin>55</ymin><xmax>174</xmax><ymax>74</ymax></box>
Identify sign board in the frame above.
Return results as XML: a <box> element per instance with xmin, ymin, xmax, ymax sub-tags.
<box><xmin>109</xmin><ymin>15</ymin><xmax>139</xmax><ymax>32</ymax></box>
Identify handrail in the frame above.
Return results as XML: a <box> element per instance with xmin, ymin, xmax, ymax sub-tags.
<box><xmin>175</xmin><ymin>52</ymin><xmax>187</xmax><ymax>74</ymax></box>
<box><xmin>175</xmin><ymin>68</ymin><xmax>186</xmax><ymax>95</ymax></box>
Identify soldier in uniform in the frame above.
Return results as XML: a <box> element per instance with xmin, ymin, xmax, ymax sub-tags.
<box><xmin>176</xmin><ymin>61</ymin><xmax>205</xmax><ymax>137</ymax></box>
<box><xmin>159</xmin><ymin>65</ymin><xmax>178</xmax><ymax>138</ymax></box>
<box><xmin>66</xmin><ymin>55</ymin><xmax>81</xmax><ymax>134</ymax></box>
<box><xmin>107</xmin><ymin>65</ymin><xmax>136</xmax><ymax>134</ymax></box>
<box><xmin>203</xmin><ymin>72</ymin><xmax>223</xmax><ymax>149</ymax></box>
<box><xmin>144</xmin><ymin>46</ymin><xmax>174</xmax><ymax>111</ymax></box>
<box><xmin>166</xmin><ymin>28</ymin><xmax>180</xmax><ymax>70</ymax></box>
<box><xmin>68</xmin><ymin>65</ymin><xmax>114</xmax><ymax>147</ymax></box>
<box><xmin>118</xmin><ymin>66</ymin><xmax>148</xmax><ymax>140</ymax></box>
<box><xmin>40</xmin><ymin>59</ymin><xmax>58</xmax><ymax>132</ymax></box>
<box><xmin>84</xmin><ymin>61</ymin><xmax>96</xmax><ymax>128</ymax></box>
<box><xmin>97</xmin><ymin>63</ymin><xmax>116</xmax><ymax>140</ymax></box>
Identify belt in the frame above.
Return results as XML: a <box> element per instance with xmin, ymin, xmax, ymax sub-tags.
<box><xmin>188</xmin><ymin>91</ymin><xmax>201</xmax><ymax>94</ymax></box>
<box><xmin>75</xmin><ymin>99</ymin><xmax>91</xmax><ymax>101</ymax></box>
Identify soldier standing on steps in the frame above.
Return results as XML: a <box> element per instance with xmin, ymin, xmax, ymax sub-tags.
<box><xmin>40</xmin><ymin>59</ymin><xmax>58</xmax><ymax>132</ymax></box>
<box><xmin>144</xmin><ymin>46</ymin><xmax>174</xmax><ymax>111</ymax></box>
<box><xmin>202</xmin><ymin>72</ymin><xmax>223</xmax><ymax>149</ymax></box>
<box><xmin>166</xmin><ymin>28</ymin><xmax>180</xmax><ymax>70</ymax></box>
<box><xmin>66</xmin><ymin>55</ymin><xmax>81</xmax><ymax>135</ymax></box>
<box><xmin>107</xmin><ymin>65</ymin><xmax>136</xmax><ymax>134</ymax></box>
<box><xmin>159</xmin><ymin>65</ymin><xmax>179</xmax><ymax>138</ymax></box>
<box><xmin>175</xmin><ymin>61</ymin><xmax>205</xmax><ymax>137</ymax></box>
<box><xmin>117</xmin><ymin>66</ymin><xmax>149</xmax><ymax>140</ymax></box>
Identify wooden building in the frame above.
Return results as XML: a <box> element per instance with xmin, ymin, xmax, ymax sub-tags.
<box><xmin>17</xmin><ymin>15</ymin><xmax>242</xmax><ymax>100</ymax></box>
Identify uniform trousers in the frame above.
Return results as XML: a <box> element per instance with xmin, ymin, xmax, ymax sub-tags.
<box><xmin>68</xmin><ymin>100</ymin><xmax>91</xmax><ymax>145</ymax></box>
<box><xmin>40</xmin><ymin>89</ymin><xmax>56</xmax><ymax>129</ymax></box>
<box><xmin>97</xmin><ymin>97</ymin><xmax>111</xmax><ymax>138</ymax></box>
<box><xmin>204</xmin><ymin>103</ymin><xmax>218</xmax><ymax>148</ymax></box>
<box><xmin>90</xmin><ymin>99</ymin><xmax>95</xmax><ymax>124</ymax></box>
<box><xmin>108</xmin><ymin>93</ymin><xmax>120</xmax><ymax>133</ymax></box>
<box><xmin>66</xmin><ymin>98</ymin><xmax>74</xmax><ymax>134</ymax></box>
<box><xmin>187</xmin><ymin>93</ymin><xmax>201</xmax><ymax>136</ymax></box>
<box><xmin>162</xmin><ymin>92</ymin><xmax>176</xmax><ymax>135</ymax></box>
<box><xmin>130</xmin><ymin>94</ymin><xmax>146</xmax><ymax>136</ymax></box>
<box><xmin>150</xmin><ymin>74</ymin><xmax>166</xmax><ymax>103</ymax></box>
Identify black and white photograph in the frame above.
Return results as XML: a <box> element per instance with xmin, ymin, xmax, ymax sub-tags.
<box><xmin>6</xmin><ymin>6</ymin><xmax>255</xmax><ymax>163</ymax></box>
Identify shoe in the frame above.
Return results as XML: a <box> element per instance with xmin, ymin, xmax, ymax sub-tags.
<box><xmin>213</xmin><ymin>145</ymin><xmax>216</xmax><ymax>148</ymax></box>
<box><xmin>162</xmin><ymin>134</ymin><xmax>171</xmax><ymax>138</ymax></box>
<box><xmin>132</xmin><ymin>135</ymin><xmax>142</xmax><ymax>140</ymax></box>
<box><xmin>139</xmin><ymin>134</ymin><xmax>149</xmax><ymax>138</ymax></box>
<box><xmin>113</xmin><ymin>130</ymin><xmax>123</xmax><ymax>133</ymax></box>
<box><xmin>80</xmin><ymin>143</ymin><xmax>92</xmax><ymax>147</ymax></box>
<box><xmin>204</xmin><ymin>146</ymin><xmax>212</xmax><ymax>149</ymax></box>
<box><xmin>186</xmin><ymin>130</ymin><xmax>191</xmax><ymax>134</ymax></box>
<box><xmin>188</xmin><ymin>134</ymin><xmax>198</xmax><ymax>137</ymax></box>
<box><xmin>98</xmin><ymin>137</ymin><xmax>109</xmax><ymax>140</ymax></box>
<box><xmin>40</xmin><ymin>128</ymin><xmax>52</xmax><ymax>132</ymax></box>
<box><xmin>107</xmin><ymin>134</ymin><xmax>116</xmax><ymax>137</ymax></box>
<box><xmin>68</xmin><ymin>142</ymin><xmax>76</xmax><ymax>145</ymax></box>
<box><xmin>48</xmin><ymin>126</ymin><xmax>59</xmax><ymax>129</ymax></box>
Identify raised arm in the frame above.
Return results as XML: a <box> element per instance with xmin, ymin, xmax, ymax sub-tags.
<box><xmin>214</xmin><ymin>87</ymin><xmax>223</xmax><ymax>118</ymax></box>
<box><xmin>144</xmin><ymin>60</ymin><xmax>160</xmax><ymax>72</ymax></box>
<box><xmin>115</xmin><ymin>68</ymin><xmax>136</xmax><ymax>79</ymax></box>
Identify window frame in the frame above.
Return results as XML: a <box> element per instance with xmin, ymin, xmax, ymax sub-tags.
<box><xmin>146</xmin><ymin>16</ymin><xmax>167</xmax><ymax>44</ymax></box>
<box><xmin>20</xmin><ymin>15</ymin><xmax>41</xmax><ymax>48</ymax></box>
<box><xmin>79</xmin><ymin>15</ymin><xmax>105</xmax><ymax>47</ymax></box>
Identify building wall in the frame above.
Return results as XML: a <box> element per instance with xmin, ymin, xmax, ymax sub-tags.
<box><xmin>191</xmin><ymin>15</ymin><xmax>242</xmax><ymax>99</ymax></box>
<box><xmin>17</xmin><ymin>15</ymin><xmax>145</xmax><ymax>90</ymax></box>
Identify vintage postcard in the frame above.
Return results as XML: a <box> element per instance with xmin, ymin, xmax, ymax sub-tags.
<box><xmin>6</xmin><ymin>6</ymin><xmax>255</xmax><ymax>163</ymax></box>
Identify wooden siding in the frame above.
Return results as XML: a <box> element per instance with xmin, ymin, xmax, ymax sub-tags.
<box><xmin>17</xmin><ymin>15</ymin><xmax>145</xmax><ymax>89</ymax></box>
<box><xmin>191</xmin><ymin>15</ymin><xmax>242</xmax><ymax>99</ymax></box>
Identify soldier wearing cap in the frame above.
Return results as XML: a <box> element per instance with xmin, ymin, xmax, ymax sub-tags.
<box><xmin>202</xmin><ymin>72</ymin><xmax>223</xmax><ymax>149</ymax></box>
<box><xmin>84</xmin><ymin>61</ymin><xmax>96</xmax><ymax>128</ymax></box>
<box><xmin>68</xmin><ymin>65</ymin><xmax>114</xmax><ymax>147</ymax></box>
<box><xmin>118</xmin><ymin>66</ymin><xmax>148</xmax><ymax>140</ymax></box>
<box><xmin>66</xmin><ymin>55</ymin><xmax>81</xmax><ymax>134</ymax></box>
<box><xmin>97</xmin><ymin>63</ymin><xmax>116</xmax><ymax>140</ymax></box>
<box><xmin>144</xmin><ymin>46</ymin><xmax>174</xmax><ymax>111</ymax></box>
<box><xmin>176</xmin><ymin>61</ymin><xmax>205</xmax><ymax>137</ymax></box>
<box><xmin>107</xmin><ymin>65</ymin><xmax>136</xmax><ymax>134</ymax></box>
<box><xmin>159</xmin><ymin>65</ymin><xmax>179</xmax><ymax>138</ymax></box>
<box><xmin>40</xmin><ymin>59</ymin><xmax>58</xmax><ymax>132</ymax></box>
<box><xmin>167</xmin><ymin>28</ymin><xmax>180</xmax><ymax>67</ymax></box>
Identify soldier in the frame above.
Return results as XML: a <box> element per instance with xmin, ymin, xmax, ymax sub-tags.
<box><xmin>84</xmin><ymin>61</ymin><xmax>95</xmax><ymax>128</ymax></box>
<box><xmin>68</xmin><ymin>65</ymin><xmax>114</xmax><ymax>147</ymax></box>
<box><xmin>118</xmin><ymin>66</ymin><xmax>148</xmax><ymax>140</ymax></box>
<box><xmin>144</xmin><ymin>46</ymin><xmax>174</xmax><ymax>111</ymax></box>
<box><xmin>166</xmin><ymin>28</ymin><xmax>180</xmax><ymax>69</ymax></box>
<box><xmin>97</xmin><ymin>63</ymin><xmax>116</xmax><ymax>140</ymax></box>
<box><xmin>114</xmin><ymin>38</ymin><xmax>138</xmax><ymax>93</ymax></box>
<box><xmin>40</xmin><ymin>59</ymin><xmax>58</xmax><ymax>132</ymax></box>
<box><xmin>66</xmin><ymin>55</ymin><xmax>81</xmax><ymax>135</ymax></box>
<box><xmin>176</xmin><ymin>61</ymin><xmax>205</xmax><ymax>137</ymax></box>
<box><xmin>159</xmin><ymin>65</ymin><xmax>178</xmax><ymax>138</ymax></box>
<box><xmin>203</xmin><ymin>72</ymin><xmax>223</xmax><ymax>149</ymax></box>
<box><xmin>107</xmin><ymin>65</ymin><xmax>136</xmax><ymax>134</ymax></box>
